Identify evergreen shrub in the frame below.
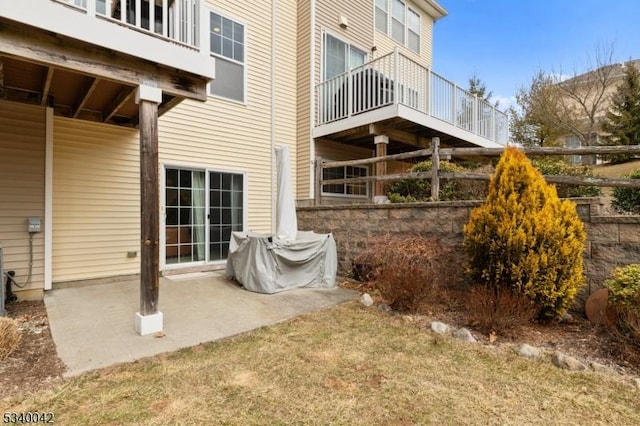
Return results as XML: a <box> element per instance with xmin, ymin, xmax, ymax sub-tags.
<box><xmin>464</xmin><ymin>147</ymin><xmax>586</xmax><ymax>320</ymax></box>
<box><xmin>612</xmin><ymin>168</ymin><xmax>640</xmax><ymax>214</ymax></box>
<box><xmin>387</xmin><ymin>160</ymin><xmax>488</xmax><ymax>202</ymax></box>
<box><xmin>531</xmin><ymin>158</ymin><xmax>602</xmax><ymax>198</ymax></box>
<box><xmin>605</xmin><ymin>264</ymin><xmax>640</xmax><ymax>344</ymax></box>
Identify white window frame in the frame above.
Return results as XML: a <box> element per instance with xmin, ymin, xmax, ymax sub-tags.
<box><xmin>375</xmin><ymin>0</ymin><xmax>421</xmax><ymax>54</ymax></box>
<box><xmin>374</xmin><ymin>0</ymin><xmax>388</xmax><ymax>33</ymax></box>
<box><xmin>321</xmin><ymin>30</ymin><xmax>368</xmax><ymax>81</ymax></box>
<box><xmin>207</xmin><ymin>8</ymin><xmax>247</xmax><ymax>104</ymax></box>
<box><xmin>321</xmin><ymin>164</ymin><xmax>369</xmax><ymax>198</ymax></box>
<box><xmin>161</xmin><ymin>163</ymin><xmax>248</xmax><ymax>269</ymax></box>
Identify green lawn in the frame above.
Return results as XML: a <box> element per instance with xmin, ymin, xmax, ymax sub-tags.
<box><xmin>3</xmin><ymin>302</ymin><xmax>639</xmax><ymax>425</ymax></box>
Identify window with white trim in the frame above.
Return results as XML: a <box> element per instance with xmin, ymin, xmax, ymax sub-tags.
<box><xmin>209</xmin><ymin>11</ymin><xmax>245</xmax><ymax>102</ymax></box>
<box><xmin>407</xmin><ymin>8</ymin><xmax>420</xmax><ymax>54</ymax></box>
<box><xmin>322</xmin><ymin>165</ymin><xmax>368</xmax><ymax>197</ymax></box>
<box><xmin>375</xmin><ymin>0</ymin><xmax>388</xmax><ymax>33</ymax></box>
<box><xmin>323</xmin><ymin>33</ymin><xmax>366</xmax><ymax>80</ymax></box>
<box><xmin>391</xmin><ymin>0</ymin><xmax>406</xmax><ymax>44</ymax></box>
<box><xmin>375</xmin><ymin>1</ymin><xmax>421</xmax><ymax>54</ymax></box>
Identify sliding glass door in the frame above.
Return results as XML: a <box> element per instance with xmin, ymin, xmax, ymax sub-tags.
<box><xmin>165</xmin><ymin>167</ymin><xmax>244</xmax><ymax>265</ymax></box>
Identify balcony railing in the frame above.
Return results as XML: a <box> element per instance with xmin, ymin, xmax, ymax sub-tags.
<box><xmin>56</xmin><ymin>0</ymin><xmax>199</xmax><ymax>49</ymax></box>
<box><xmin>316</xmin><ymin>49</ymin><xmax>509</xmax><ymax>145</ymax></box>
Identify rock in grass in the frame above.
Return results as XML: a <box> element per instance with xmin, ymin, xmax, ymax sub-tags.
<box><xmin>552</xmin><ymin>351</ymin><xmax>586</xmax><ymax>371</ymax></box>
<box><xmin>360</xmin><ymin>293</ymin><xmax>374</xmax><ymax>307</ymax></box>
<box><xmin>430</xmin><ymin>321</ymin><xmax>451</xmax><ymax>334</ymax></box>
<box><xmin>453</xmin><ymin>328</ymin><xmax>477</xmax><ymax>343</ymax></box>
<box><xmin>518</xmin><ymin>344</ymin><xmax>541</xmax><ymax>359</ymax></box>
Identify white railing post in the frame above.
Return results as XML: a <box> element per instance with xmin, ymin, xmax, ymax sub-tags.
<box><xmin>86</xmin><ymin>0</ymin><xmax>96</xmax><ymax>17</ymax></box>
<box><xmin>120</xmin><ymin>0</ymin><xmax>126</xmax><ymax>23</ymax></box>
<box><xmin>135</xmin><ymin>0</ymin><xmax>141</xmax><ymax>26</ymax></box>
<box><xmin>472</xmin><ymin>95</ymin><xmax>478</xmax><ymax>135</ymax></box>
<box><xmin>199</xmin><ymin>0</ymin><xmax>208</xmax><ymax>53</ymax></box>
<box><xmin>491</xmin><ymin>107</ymin><xmax>496</xmax><ymax>142</ymax></box>
<box><xmin>393</xmin><ymin>47</ymin><xmax>399</xmax><ymax>105</ymax></box>
<box><xmin>426</xmin><ymin>68</ymin><xmax>432</xmax><ymax>116</ymax></box>
<box><xmin>347</xmin><ymin>68</ymin><xmax>353</xmax><ymax>117</ymax></box>
<box><xmin>162</xmin><ymin>0</ymin><xmax>169</xmax><ymax>37</ymax></box>
<box><xmin>451</xmin><ymin>83</ymin><xmax>457</xmax><ymax>125</ymax></box>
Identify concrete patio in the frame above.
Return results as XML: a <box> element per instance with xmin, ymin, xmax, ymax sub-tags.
<box><xmin>44</xmin><ymin>271</ymin><xmax>358</xmax><ymax>377</ymax></box>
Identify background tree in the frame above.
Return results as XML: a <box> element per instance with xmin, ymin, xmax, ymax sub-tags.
<box><xmin>601</xmin><ymin>63</ymin><xmax>640</xmax><ymax>163</ymax></box>
<box><xmin>509</xmin><ymin>46</ymin><xmax>620</xmax><ymax>148</ymax></box>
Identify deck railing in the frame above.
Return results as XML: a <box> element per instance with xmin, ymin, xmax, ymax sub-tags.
<box><xmin>56</xmin><ymin>0</ymin><xmax>200</xmax><ymax>49</ymax></box>
<box><xmin>316</xmin><ymin>49</ymin><xmax>509</xmax><ymax>145</ymax></box>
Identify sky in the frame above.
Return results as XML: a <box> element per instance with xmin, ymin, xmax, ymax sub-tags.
<box><xmin>432</xmin><ymin>0</ymin><xmax>640</xmax><ymax>110</ymax></box>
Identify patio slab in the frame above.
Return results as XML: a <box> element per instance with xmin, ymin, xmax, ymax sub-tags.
<box><xmin>44</xmin><ymin>271</ymin><xmax>358</xmax><ymax>377</ymax></box>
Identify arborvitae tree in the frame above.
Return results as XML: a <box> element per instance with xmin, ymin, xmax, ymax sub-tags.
<box><xmin>601</xmin><ymin>64</ymin><xmax>640</xmax><ymax>163</ymax></box>
<box><xmin>464</xmin><ymin>147</ymin><xmax>586</xmax><ymax>320</ymax></box>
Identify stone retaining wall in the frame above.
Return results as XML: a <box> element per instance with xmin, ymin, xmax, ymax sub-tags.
<box><xmin>297</xmin><ymin>198</ymin><xmax>640</xmax><ymax>308</ymax></box>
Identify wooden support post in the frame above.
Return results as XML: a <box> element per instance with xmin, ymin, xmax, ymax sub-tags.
<box><xmin>430</xmin><ymin>137</ymin><xmax>440</xmax><ymax>201</ymax></box>
<box><xmin>374</xmin><ymin>135</ymin><xmax>389</xmax><ymax>202</ymax></box>
<box><xmin>315</xmin><ymin>156</ymin><xmax>323</xmax><ymax>207</ymax></box>
<box><xmin>134</xmin><ymin>84</ymin><xmax>163</xmax><ymax>335</ymax></box>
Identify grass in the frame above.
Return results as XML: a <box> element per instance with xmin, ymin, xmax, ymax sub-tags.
<box><xmin>593</xmin><ymin>159</ymin><xmax>640</xmax><ymax>179</ymax></box>
<box><xmin>2</xmin><ymin>302</ymin><xmax>639</xmax><ymax>425</ymax></box>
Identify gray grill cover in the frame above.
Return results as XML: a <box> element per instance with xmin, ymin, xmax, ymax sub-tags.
<box><xmin>226</xmin><ymin>231</ymin><xmax>337</xmax><ymax>294</ymax></box>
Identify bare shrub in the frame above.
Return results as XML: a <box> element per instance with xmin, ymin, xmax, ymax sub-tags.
<box><xmin>0</xmin><ymin>317</ymin><xmax>21</xmax><ymax>361</ymax></box>
<box><xmin>465</xmin><ymin>285</ymin><xmax>537</xmax><ymax>336</ymax></box>
<box><xmin>353</xmin><ymin>236</ymin><xmax>462</xmax><ymax>313</ymax></box>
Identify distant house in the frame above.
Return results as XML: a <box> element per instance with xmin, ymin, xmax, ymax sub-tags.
<box><xmin>555</xmin><ymin>59</ymin><xmax>640</xmax><ymax>164</ymax></box>
<box><xmin>0</xmin><ymin>1</ymin><xmax>507</xmax><ymax>309</ymax></box>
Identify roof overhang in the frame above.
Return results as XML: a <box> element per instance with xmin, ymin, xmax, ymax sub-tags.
<box><xmin>415</xmin><ymin>0</ymin><xmax>448</xmax><ymax>21</ymax></box>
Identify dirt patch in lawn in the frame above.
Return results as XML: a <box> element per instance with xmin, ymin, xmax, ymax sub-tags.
<box><xmin>0</xmin><ymin>301</ymin><xmax>66</xmax><ymax>400</ymax></box>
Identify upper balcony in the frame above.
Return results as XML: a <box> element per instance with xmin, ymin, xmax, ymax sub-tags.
<box><xmin>0</xmin><ymin>0</ymin><xmax>214</xmax><ymax>83</ymax></box>
<box><xmin>0</xmin><ymin>0</ymin><xmax>215</xmax><ymax>126</ymax></box>
<box><xmin>314</xmin><ymin>49</ymin><xmax>509</xmax><ymax>149</ymax></box>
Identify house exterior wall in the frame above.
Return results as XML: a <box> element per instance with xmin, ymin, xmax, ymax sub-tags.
<box><xmin>52</xmin><ymin>118</ymin><xmax>140</xmax><ymax>283</ymax></box>
<box><xmin>0</xmin><ymin>101</ymin><xmax>46</xmax><ymax>298</ymax></box>
<box><xmin>46</xmin><ymin>0</ymin><xmax>298</xmax><ymax>284</ymax></box>
<box><xmin>373</xmin><ymin>0</ymin><xmax>435</xmax><ymax>68</ymax></box>
<box><xmin>296</xmin><ymin>0</ymin><xmax>441</xmax><ymax>201</ymax></box>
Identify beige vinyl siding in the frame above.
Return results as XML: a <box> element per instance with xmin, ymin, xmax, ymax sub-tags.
<box><xmin>0</xmin><ymin>101</ymin><xmax>45</xmax><ymax>294</ymax></box>
<box><xmin>52</xmin><ymin>118</ymin><xmax>140</xmax><ymax>282</ymax></box>
<box><xmin>296</xmin><ymin>0</ymin><xmax>312</xmax><ymax>199</ymax></box>
<box><xmin>162</xmin><ymin>0</ymin><xmax>297</xmax><ymax>234</ymax></box>
<box><xmin>274</xmin><ymin>0</ymin><xmax>298</xmax><ymax>202</ymax></box>
<box><xmin>296</xmin><ymin>0</ymin><xmax>375</xmax><ymax>201</ymax></box>
<box><xmin>315</xmin><ymin>0</ymin><xmax>373</xmax><ymax>87</ymax></box>
<box><xmin>373</xmin><ymin>0</ymin><xmax>434</xmax><ymax>67</ymax></box>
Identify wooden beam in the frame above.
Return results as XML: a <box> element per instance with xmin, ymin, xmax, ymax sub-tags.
<box><xmin>158</xmin><ymin>96</ymin><xmax>184</xmax><ymax>117</ymax></box>
<box><xmin>40</xmin><ymin>66</ymin><xmax>54</xmax><ymax>106</ymax></box>
<box><xmin>374</xmin><ymin>135</ymin><xmax>389</xmax><ymax>197</ymax></box>
<box><xmin>321</xmin><ymin>148</ymin><xmax>432</xmax><ymax>168</ymax></box>
<box><xmin>104</xmin><ymin>86</ymin><xmax>136</xmax><ymax>123</ymax></box>
<box><xmin>138</xmin><ymin>98</ymin><xmax>160</xmax><ymax>316</ymax></box>
<box><xmin>72</xmin><ymin>77</ymin><xmax>99</xmax><ymax>118</ymax></box>
<box><xmin>0</xmin><ymin>20</ymin><xmax>208</xmax><ymax>101</ymax></box>
<box><xmin>368</xmin><ymin>124</ymin><xmax>430</xmax><ymax>148</ymax></box>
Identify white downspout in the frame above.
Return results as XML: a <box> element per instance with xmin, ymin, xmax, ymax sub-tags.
<box><xmin>271</xmin><ymin>0</ymin><xmax>277</xmax><ymax>232</ymax></box>
<box><xmin>309</xmin><ymin>0</ymin><xmax>316</xmax><ymax>199</ymax></box>
<box><xmin>44</xmin><ymin>107</ymin><xmax>53</xmax><ymax>290</ymax></box>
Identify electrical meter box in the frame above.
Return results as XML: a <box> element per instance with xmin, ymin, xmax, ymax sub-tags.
<box><xmin>28</xmin><ymin>217</ymin><xmax>41</xmax><ymax>233</ymax></box>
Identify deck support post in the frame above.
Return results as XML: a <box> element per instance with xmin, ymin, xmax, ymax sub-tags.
<box><xmin>134</xmin><ymin>84</ymin><xmax>163</xmax><ymax>336</ymax></box>
<box><xmin>430</xmin><ymin>137</ymin><xmax>440</xmax><ymax>201</ymax></box>
<box><xmin>373</xmin><ymin>135</ymin><xmax>389</xmax><ymax>203</ymax></box>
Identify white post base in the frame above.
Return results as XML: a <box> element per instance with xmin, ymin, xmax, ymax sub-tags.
<box><xmin>134</xmin><ymin>311</ymin><xmax>163</xmax><ymax>336</ymax></box>
<box><xmin>373</xmin><ymin>195</ymin><xmax>389</xmax><ymax>204</ymax></box>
